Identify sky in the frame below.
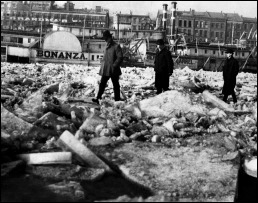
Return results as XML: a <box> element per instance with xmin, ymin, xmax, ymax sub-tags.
<box><xmin>56</xmin><ymin>1</ymin><xmax>257</xmax><ymax>19</ymax></box>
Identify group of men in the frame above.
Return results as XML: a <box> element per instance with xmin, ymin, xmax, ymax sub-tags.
<box><xmin>92</xmin><ymin>30</ymin><xmax>240</xmax><ymax>105</ymax></box>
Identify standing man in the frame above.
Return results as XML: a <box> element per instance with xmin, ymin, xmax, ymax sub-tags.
<box><xmin>154</xmin><ymin>39</ymin><xmax>174</xmax><ymax>94</ymax></box>
<box><xmin>222</xmin><ymin>48</ymin><xmax>239</xmax><ymax>103</ymax></box>
<box><xmin>92</xmin><ymin>30</ymin><xmax>123</xmax><ymax>104</ymax></box>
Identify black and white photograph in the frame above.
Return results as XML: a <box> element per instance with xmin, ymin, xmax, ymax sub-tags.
<box><xmin>1</xmin><ymin>1</ymin><xmax>257</xmax><ymax>202</ymax></box>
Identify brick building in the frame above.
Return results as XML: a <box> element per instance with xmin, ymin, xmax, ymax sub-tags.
<box><xmin>112</xmin><ymin>12</ymin><xmax>155</xmax><ymax>31</ymax></box>
<box><xmin>1</xmin><ymin>1</ymin><xmax>110</xmax><ymax>33</ymax></box>
<box><xmin>29</xmin><ymin>1</ymin><xmax>52</xmax><ymax>11</ymax></box>
<box><xmin>156</xmin><ymin>4</ymin><xmax>257</xmax><ymax>47</ymax></box>
<box><xmin>1</xmin><ymin>1</ymin><xmax>257</xmax><ymax>48</ymax></box>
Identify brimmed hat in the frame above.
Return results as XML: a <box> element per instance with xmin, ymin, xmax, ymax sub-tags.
<box><xmin>102</xmin><ymin>30</ymin><xmax>113</xmax><ymax>39</ymax></box>
<box><xmin>156</xmin><ymin>39</ymin><xmax>165</xmax><ymax>45</ymax></box>
<box><xmin>225</xmin><ymin>48</ymin><xmax>234</xmax><ymax>54</ymax></box>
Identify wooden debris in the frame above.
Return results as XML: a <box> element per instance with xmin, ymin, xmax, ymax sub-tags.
<box><xmin>42</xmin><ymin>102</ymin><xmax>71</xmax><ymax>118</ymax></box>
<box><xmin>17</xmin><ymin>152</ymin><xmax>72</xmax><ymax>165</ymax></box>
<box><xmin>203</xmin><ymin>90</ymin><xmax>234</xmax><ymax>112</ymax></box>
<box><xmin>57</xmin><ymin>130</ymin><xmax>112</xmax><ymax>172</ymax></box>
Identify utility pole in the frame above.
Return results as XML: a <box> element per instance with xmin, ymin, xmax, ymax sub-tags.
<box><xmin>117</xmin><ymin>13</ymin><xmax>120</xmax><ymax>43</ymax></box>
<box><xmin>39</xmin><ymin>1</ymin><xmax>43</xmax><ymax>48</ymax></box>
<box><xmin>231</xmin><ymin>22</ymin><xmax>234</xmax><ymax>44</ymax></box>
<box><xmin>83</xmin><ymin>15</ymin><xmax>85</xmax><ymax>45</ymax></box>
<box><xmin>196</xmin><ymin>36</ymin><xmax>198</xmax><ymax>56</ymax></box>
<box><xmin>40</xmin><ymin>20</ymin><xmax>42</xmax><ymax>48</ymax></box>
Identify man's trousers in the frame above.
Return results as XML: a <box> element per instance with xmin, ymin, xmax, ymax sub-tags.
<box><xmin>97</xmin><ymin>75</ymin><xmax>121</xmax><ymax>101</ymax></box>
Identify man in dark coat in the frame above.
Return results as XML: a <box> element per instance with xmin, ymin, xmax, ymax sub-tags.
<box><xmin>154</xmin><ymin>39</ymin><xmax>174</xmax><ymax>94</ymax></box>
<box><xmin>92</xmin><ymin>30</ymin><xmax>123</xmax><ymax>104</ymax></box>
<box><xmin>222</xmin><ymin>48</ymin><xmax>239</xmax><ymax>103</ymax></box>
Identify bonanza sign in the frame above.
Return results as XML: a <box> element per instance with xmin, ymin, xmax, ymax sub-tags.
<box><xmin>36</xmin><ymin>50</ymin><xmax>88</xmax><ymax>60</ymax></box>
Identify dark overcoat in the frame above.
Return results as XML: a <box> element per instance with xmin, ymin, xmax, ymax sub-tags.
<box><xmin>222</xmin><ymin>56</ymin><xmax>239</xmax><ymax>95</ymax></box>
<box><xmin>154</xmin><ymin>47</ymin><xmax>174</xmax><ymax>89</ymax></box>
<box><xmin>154</xmin><ymin>47</ymin><xmax>174</xmax><ymax>74</ymax></box>
<box><xmin>99</xmin><ymin>41</ymin><xmax>123</xmax><ymax>77</ymax></box>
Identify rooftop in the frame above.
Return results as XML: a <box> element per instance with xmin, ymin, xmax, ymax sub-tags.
<box><xmin>224</xmin><ymin>13</ymin><xmax>243</xmax><ymax>22</ymax></box>
<box><xmin>206</xmin><ymin>12</ymin><xmax>226</xmax><ymax>19</ymax></box>
<box><xmin>157</xmin><ymin>9</ymin><xmax>255</xmax><ymax>22</ymax></box>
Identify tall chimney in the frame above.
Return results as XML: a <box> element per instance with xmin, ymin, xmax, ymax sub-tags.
<box><xmin>66</xmin><ymin>1</ymin><xmax>70</xmax><ymax>11</ymax></box>
<box><xmin>162</xmin><ymin>4</ymin><xmax>168</xmax><ymax>32</ymax></box>
<box><xmin>171</xmin><ymin>1</ymin><xmax>177</xmax><ymax>39</ymax></box>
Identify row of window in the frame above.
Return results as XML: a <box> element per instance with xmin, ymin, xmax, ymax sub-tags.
<box><xmin>2</xmin><ymin>19</ymin><xmax>107</xmax><ymax>27</ymax></box>
<box><xmin>117</xmin><ymin>18</ymin><xmax>152</xmax><ymax>26</ymax></box>
<box><xmin>211</xmin><ymin>22</ymin><xmax>225</xmax><ymax>29</ymax></box>
<box><xmin>6</xmin><ymin>17</ymin><xmax>107</xmax><ymax>22</ymax></box>
<box><xmin>132</xmin><ymin>25</ymin><xmax>153</xmax><ymax>30</ymax></box>
<box><xmin>178</xmin><ymin>20</ymin><xmax>223</xmax><ymax>29</ymax></box>
<box><xmin>176</xmin><ymin>19</ymin><xmax>255</xmax><ymax>30</ymax></box>
<box><xmin>210</xmin><ymin>31</ymin><xmax>224</xmax><ymax>38</ymax></box>
<box><xmin>173</xmin><ymin>28</ymin><xmax>253</xmax><ymax>39</ymax></box>
<box><xmin>1</xmin><ymin>36</ymin><xmax>32</xmax><ymax>43</ymax></box>
<box><xmin>178</xmin><ymin>20</ymin><xmax>192</xmax><ymax>28</ymax></box>
<box><xmin>5</xmin><ymin>12</ymin><xmax>107</xmax><ymax>21</ymax></box>
<box><xmin>177</xmin><ymin>28</ymin><xmax>225</xmax><ymax>39</ymax></box>
<box><xmin>178</xmin><ymin>28</ymin><xmax>193</xmax><ymax>36</ymax></box>
<box><xmin>194</xmin><ymin>49</ymin><xmax>247</xmax><ymax>57</ymax></box>
<box><xmin>243</xmin><ymin>23</ymin><xmax>254</xmax><ymax>30</ymax></box>
<box><xmin>227</xmin><ymin>22</ymin><xmax>254</xmax><ymax>30</ymax></box>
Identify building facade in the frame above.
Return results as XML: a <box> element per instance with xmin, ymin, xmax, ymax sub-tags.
<box><xmin>1</xmin><ymin>1</ymin><xmax>110</xmax><ymax>33</ymax></box>
<box><xmin>112</xmin><ymin>13</ymin><xmax>155</xmax><ymax>31</ymax></box>
<box><xmin>1</xmin><ymin>1</ymin><xmax>257</xmax><ymax>48</ymax></box>
<box><xmin>29</xmin><ymin>1</ymin><xmax>52</xmax><ymax>11</ymax></box>
<box><xmin>156</xmin><ymin>9</ymin><xmax>228</xmax><ymax>43</ymax></box>
<box><xmin>156</xmin><ymin>5</ymin><xmax>257</xmax><ymax>47</ymax></box>
<box><xmin>53</xmin><ymin>23</ymin><xmax>164</xmax><ymax>42</ymax></box>
<box><xmin>237</xmin><ymin>17</ymin><xmax>257</xmax><ymax>48</ymax></box>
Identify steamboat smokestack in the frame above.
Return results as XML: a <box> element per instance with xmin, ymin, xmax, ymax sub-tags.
<box><xmin>171</xmin><ymin>1</ymin><xmax>177</xmax><ymax>39</ymax></box>
<box><xmin>162</xmin><ymin>4</ymin><xmax>168</xmax><ymax>32</ymax></box>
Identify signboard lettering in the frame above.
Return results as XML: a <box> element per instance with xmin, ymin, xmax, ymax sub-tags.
<box><xmin>65</xmin><ymin>52</ymin><xmax>72</xmax><ymax>59</ymax></box>
<box><xmin>80</xmin><ymin>53</ymin><xmax>86</xmax><ymax>60</ymax></box>
<box><xmin>44</xmin><ymin>51</ymin><xmax>50</xmax><ymax>57</ymax></box>
<box><xmin>37</xmin><ymin>50</ymin><xmax>44</xmax><ymax>57</ymax></box>
<box><xmin>36</xmin><ymin>50</ymin><xmax>88</xmax><ymax>60</ymax></box>
<box><xmin>58</xmin><ymin>52</ymin><xmax>65</xmax><ymax>59</ymax></box>
<box><xmin>51</xmin><ymin>51</ymin><xmax>58</xmax><ymax>58</ymax></box>
<box><xmin>73</xmin><ymin>53</ymin><xmax>79</xmax><ymax>59</ymax></box>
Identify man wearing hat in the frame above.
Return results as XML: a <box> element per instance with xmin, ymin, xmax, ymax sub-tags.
<box><xmin>154</xmin><ymin>39</ymin><xmax>174</xmax><ymax>94</ymax></box>
<box><xmin>92</xmin><ymin>30</ymin><xmax>123</xmax><ymax>104</ymax></box>
<box><xmin>222</xmin><ymin>48</ymin><xmax>239</xmax><ymax>103</ymax></box>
